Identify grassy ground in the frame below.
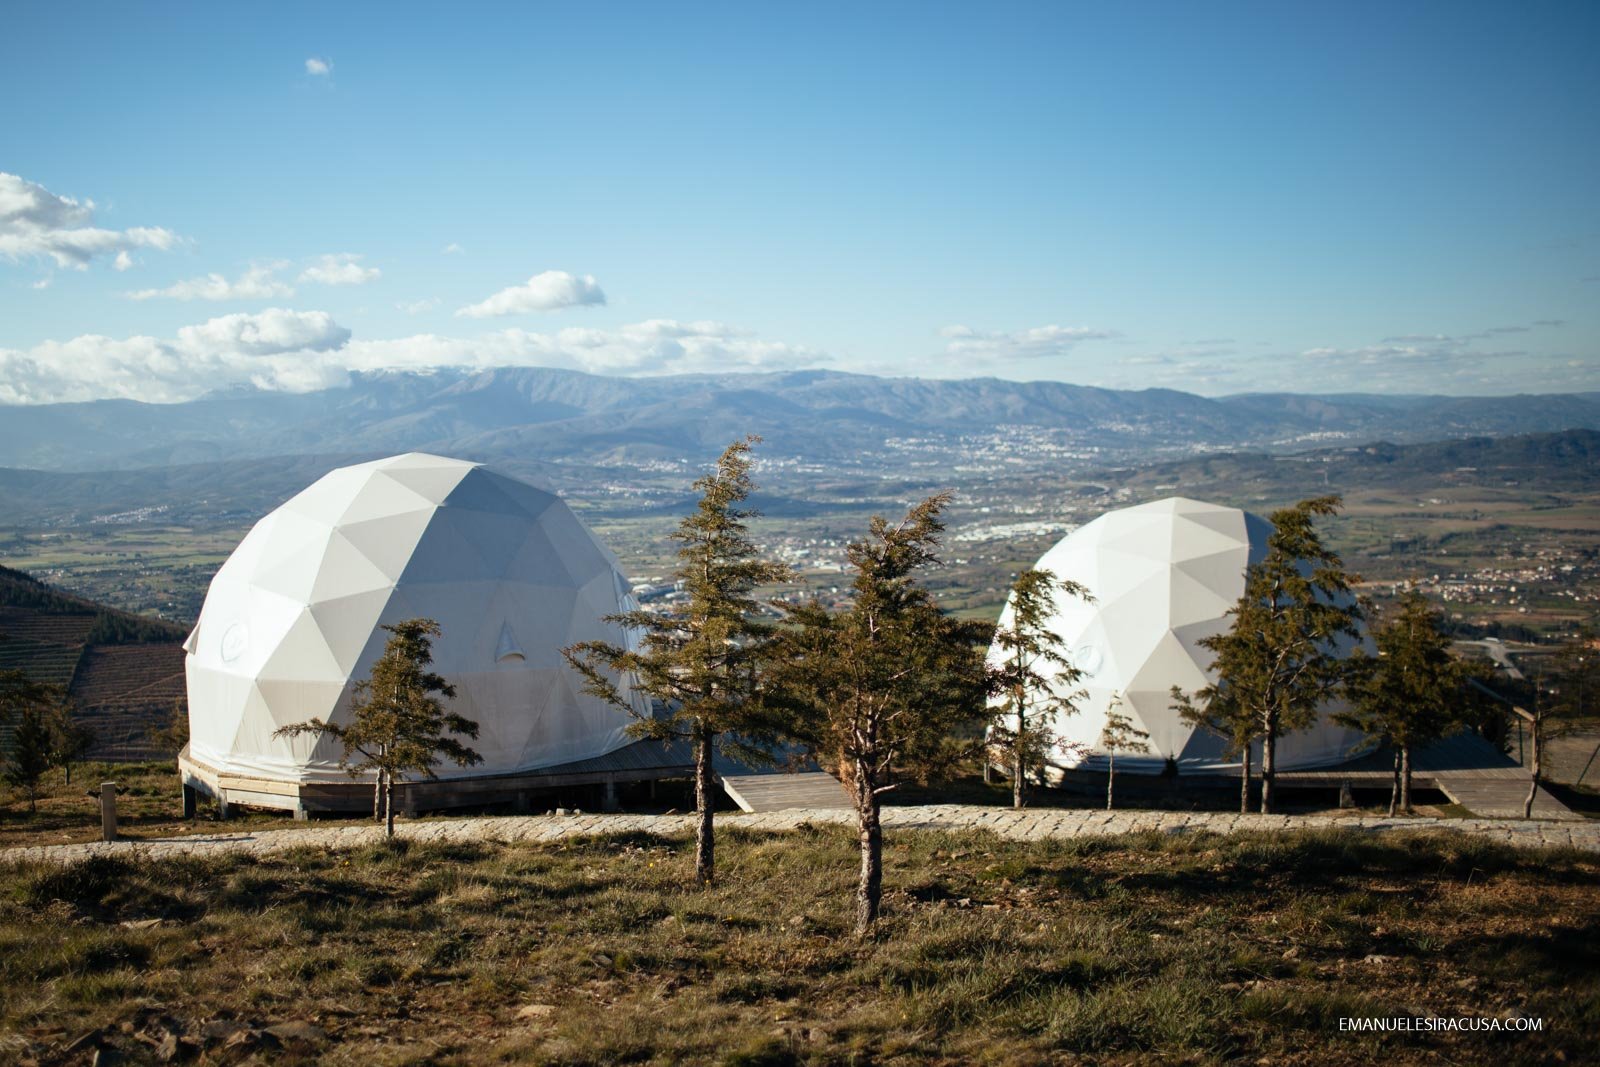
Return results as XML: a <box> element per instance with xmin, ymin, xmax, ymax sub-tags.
<box><xmin>1</xmin><ymin>825</ymin><xmax>1595</xmax><ymax>1065</ymax></box>
<box><xmin>0</xmin><ymin>762</ymin><xmax>351</xmax><ymax>850</ymax></box>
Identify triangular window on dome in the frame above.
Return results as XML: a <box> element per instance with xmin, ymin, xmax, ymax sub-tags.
<box><xmin>495</xmin><ymin>621</ymin><xmax>526</xmax><ymax>663</ymax></box>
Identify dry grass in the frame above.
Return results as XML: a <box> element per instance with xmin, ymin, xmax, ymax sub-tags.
<box><xmin>1</xmin><ymin>824</ymin><xmax>1596</xmax><ymax>1065</ymax></box>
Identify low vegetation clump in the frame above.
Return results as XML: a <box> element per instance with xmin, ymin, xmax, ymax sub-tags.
<box><xmin>0</xmin><ymin>826</ymin><xmax>1594</xmax><ymax>1065</ymax></box>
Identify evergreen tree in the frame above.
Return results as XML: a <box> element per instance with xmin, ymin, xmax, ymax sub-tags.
<box><xmin>767</xmin><ymin>494</ymin><xmax>990</xmax><ymax>934</ymax></box>
<box><xmin>1098</xmin><ymin>692</ymin><xmax>1150</xmax><ymax>810</ymax></box>
<box><xmin>986</xmin><ymin>568</ymin><xmax>1092</xmax><ymax>808</ymax></box>
<box><xmin>564</xmin><ymin>436</ymin><xmax>791</xmax><ymax>886</ymax></box>
<box><xmin>275</xmin><ymin>618</ymin><xmax>479</xmax><ymax>838</ymax></box>
<box><xmin>1</xmin><ymin>671</ymin><xmax>61</xmax><ymax>813</ymax></box>
<box><xmin>1177</xmin><ymin>497</ymin><xmax>1362</xmax><ymax>814</ymax></box>
<box><xmin>1337</xmin><ymin>589</ymin><xmax>1464</xmax><ymax>814</ymax></box>
<box><xmin>49</xmin><ymin>703</ymin><xmax>95</xmax><ymax>787</ymax></box>
<box><xmin>1171</xmin><ymin>682</ymin><xmax>1260</xmax><ymax>813</ymax></box>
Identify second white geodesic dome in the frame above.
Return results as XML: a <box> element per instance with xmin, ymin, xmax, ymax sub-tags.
<box><xmin>988</xmin><ymin>496</ymin><xmax>1364</xmax><ymax>773</ymax></box>
<box><xmin>184</xmin><ymin>453</ymin><xmax>649</xmax><ymax>783</ymax></box>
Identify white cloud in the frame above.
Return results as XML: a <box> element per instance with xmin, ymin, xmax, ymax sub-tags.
<box><xmin>0</xmin><ymin>316</ymin><xmax>822</xmax><ymax>404</ymax></box>
<box><xmin>456</xmin><ymin>270</ymin><xmax>606</xmax><ymax>318</ymax></box>
<box><xmin>0</xmin><ymin>309</ymin><xmax>353</xmax><ymax>404</ymax></box>
<box><xmin>0</xmin><ymin>172</ymin><xmax>181</xmax><ymax>270</ymax></box>
<box><xmin>113</xmin><ymin>251</ymin><xmax>134</xmax><ymax>272</ymax></box>
<box><xmin>940</xmin><ymin>323</ymin><xmax>1117</xmax><ymax>361</ymax></box>
<box><xmin>175</xmin><ymin>308</ymin><xmax>349</xmax><ymax>356</ymax></box>
<box><xmin>298</xmin><ymin>253</ymin><xmax>380</xmax><ymax>286</ymax></box>
<box><xmin>125</xmin><ymin>262</ymin><xmax>293</xmax><ymax>301</ymax></box>
<box><xmin>442</xmin><ymin>242</ymin><xmax>464</xmax><ymax>255</ymax></box>
<box><xmin>396</xmin><ymin>297</ymin><xmax>441</xmax><ymax>314</ymax></box>
<box><xmin>305</xmin><ymin>57</ymin><xmax>332</xmax><ymax>75</ymax></box>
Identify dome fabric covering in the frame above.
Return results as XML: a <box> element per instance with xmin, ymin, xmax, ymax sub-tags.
<box><xmin>185</xmin><ymin>453</ymin><xmax>648</xmax><ymax>782</ymax></box>
<box><xmin>989</xmin><ymin>496</ymin><xmax>1364</xmax><ymax>774</ymax></box>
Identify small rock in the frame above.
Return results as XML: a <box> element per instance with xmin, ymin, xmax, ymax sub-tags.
<box><xmin>156</xmin><ymin>1031</ymin><xmax>179</xmax><ymax>1062</ymax></box>
<box><xmin>955</xmin><ymin>898</ymin><xmax>973</xmax><ymax>908</ymax></box>
<box><xmin>1281</xmin><ymin>946</ymin><xmax>1300</xmax><ymax>960</ymax></box>
<box><xmin>264</xmin><ymin>1021</ymin><xmax>325</xmax><ymax>1045</ymax></box>
<box><xmin>1362</xmin><ymin>954</ymin><xmax>1393</xmax><ymax>966</ymax></box>
<box><xmin>120</xmin><ymin>918</ymin><xmax>164</xmax><ymax>930</ymax></box>
<box><xmin>787</xmin><ymin>914</ymin><xmax>806</xmax><ymax>926</ymax></box>
<box><xmin>593</xmin><ymin>953</ymin><xmax>613</xmax><ymax>968</ymax></box>
<box><xmin>223</xmin><ymin>1029</ymin><xmax>261</xmax><ymax>1051</ymax></box>
<box><xmin>516</xmin><ymin>1003</ymin><xmax>556</xmax><ymax>1020</ymax></box>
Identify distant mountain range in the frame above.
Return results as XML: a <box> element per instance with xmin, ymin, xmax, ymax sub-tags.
<box><xmin>3</xmin><ymin>366</ymin><xmax>1599</xmax><ymax>472</ymax></box>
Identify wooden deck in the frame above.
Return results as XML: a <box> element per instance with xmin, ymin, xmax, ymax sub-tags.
<box><xmin>722</xmin><ymin>771</ymin><xmax>851</xmax><ymax>813</ymax></box>
<box><xmin>179</xmin><ymin>738</ymin><xmax>701</xmax><ymax>818</ymax></box>
<box><xmin>1276</xmin><ymin>730</ymin><xmax>1583</xmax><ymax>821</ymax></box>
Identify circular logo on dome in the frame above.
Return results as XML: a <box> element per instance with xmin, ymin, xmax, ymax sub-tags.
<box><xmin>220</xmin><ymin>622</ymin><xmax>249</xmax><ymax>663</ymax></box>
<box><xmin>1072</xmin><ymin>644</ymin><xmax>1103</xmax><ymax>678</ymax></box>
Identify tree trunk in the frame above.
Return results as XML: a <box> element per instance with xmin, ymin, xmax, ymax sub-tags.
<box><xmin>384</xmin><ymin>772</ymin><xmax>395</xmax><ymax>840</ymax></box>
<box><xmin>1260</xmin><ymin>724</ymin><xmax>1276</xmax><ymax>815</ymax></box>
<box><xmin>1012</xmin><ymin>694</ymin><xmax>1026</xmax><ymax>809</ymax></box>
<box><xmin>1400</xmin><ymin>744</ymin><xmax>1412</xmax><ymax>813</ymax></box>
<box><xmin>693</xmin><ymin>724</ymin><xmax>715</xmax><ymax>885</ymax></box>
<box><xmin>1240</xmin><ymin>743</ymin><xmax>1251</xmax><ymax>814</ymax></box>
<box><xmin>373</xmin><ymin>772</ymin><xmax>382</xmax><ymax>822</ymax></box>
<box><xmin>855</xmin><ymin>768</ymin><xmax>882</xmax><ymax>936</ymax></box>
<box><xmin>1106</xmin><ymin>752</ymin><xmax>1115</xmax><ymax>811</ymax></box>
<box><xmin>1388</xmin><ymin>748</ymin><xmax>1400</xmax><ymax>817</ymax></box>
<box><xmin>1523</xmin><ymin>716</ymin><xmax>1541</xmax><ymax>820</ymax></box>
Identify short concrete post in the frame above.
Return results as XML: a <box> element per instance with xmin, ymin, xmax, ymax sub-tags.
<box><xmin>1338</xmin><ymin>779</ymin><xmax>1355</xmax><ymax>810</ymax></box>
<box><xmin>99</xmin><ymin>782</ymin><xmax>118</xmax><ymax>842</ymax></box>
<box><xmin>602</xmin><ymin>779</ymin><xmax>620</xmax><ymax>813</ymax></box>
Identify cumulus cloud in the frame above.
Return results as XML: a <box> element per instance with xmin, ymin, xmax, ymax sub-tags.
<box><xmin>940</xmin><ymin>323</ymin><xmax>1117</xmax><ymax>361</ymax></box>
<box><xmin>298</xmin><ymin>253</ymin><xmax>379</xmax><ymax>286</ymax></box>
<box><xmin>0</xmin><ymin>316</ymin><xmax>822</xmax><ymax>404</ymax></box>
<box><xmin>442</xmin><ymin>242</ymin><xmax>463</xmax><ymax>255</ymax></box>
<box><xmin>0</xmin><ymin>309</ymin><xmax>353</xmax><ymax>405</ymax></box>
<box><xmin>126</xmin><ymin>262</ymin><xmax>294</xmax><ymax>301</ymax></box>
<box><xmin>396</xmin><ymin>297</ymin><xmax>441</xmax><ymax>314</ymax></box>
<box><xmin>456</xmin><ymin>270</ymin><xmax>606</xmax><ymax>317</ymax></box>
<box><xmin>0</xmin><ymin>172</ymin><xmax>181</xmax><ymax>270</ymax></box>
<box><xmin>305</xmin><ymin>57</ymin><xmax>332</xmax><ymax>75</ymax></box>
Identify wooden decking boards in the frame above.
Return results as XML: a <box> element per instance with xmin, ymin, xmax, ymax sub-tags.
<box><xmin>722</xmin><ymin>771</ymin><xmax>852</xmax><ymax>813</ymax></box>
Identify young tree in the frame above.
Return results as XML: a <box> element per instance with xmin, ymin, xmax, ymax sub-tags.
<box><xmin>49</xmin><ymin>703</ymin><xmax>95</xmax><ymax>787</ymax></box>
<box><xmin>1337</xmin><ymin>589</ymin><xmax>1464</xmax><ymax>814</ymax></box>
<box><xmin>564</xmin><ymin>437</ymin><xmax>791</xmax><ymax>886</ymax></box>
<box><xmin>1554</xmin><ymin>630</ymin><xmax>1600</xmax><ymax>787</ymax></box>
<box><xmin>1</xmin><ymin>671</ymin><xmax>61</xmax><ymax>813</ymax></box>
<box><xmin>1098</xmin><ymin>692</ymin><xmax>1150</xmax><ymax>811</ymax></box>
<box><xmin>1178</xmin><ymin>497</ymin><xmax>1362</xmax><ymax>814</ymax></box>
<box><xmin>274</xmin><ymin>618</ymin><xmax>479</xmax><ymax>838</ymax></box>
<box><xmin>987</xmin><ymin>568</ymin><xmax>1092</xmax><ymax>808</ymax></box>
<box><xmin>768</xmin><ymin>494</ymin><xmax>990</xmax><ymax>934</ymax></box>
<box><xmin>1171</xmin><ymin>683</ymin><xmax>1260</xmax><ymax>813</ymax></box>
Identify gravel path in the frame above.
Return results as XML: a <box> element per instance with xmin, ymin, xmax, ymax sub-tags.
<box><xmin>4</xmin><ymin>805</ymin><xmax>1597</xmax><ymax>865</ymax></box>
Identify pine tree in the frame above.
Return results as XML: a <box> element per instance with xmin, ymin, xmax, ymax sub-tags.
<box><xmin>275</xmin><ymin>618</ymin><xmax>479</xmax><ymax>838</ymax></box>
<box><xmin>1337</xmin><ymin>589</ymin><xmax>1464</xmax><ymax>814</ymax></box>
<box><xmin>1</xmin><ymin>670</ymin><xmax>60</xmax><ymax>814</ymax></box>
<box><xmin>767</xmin><ymin>494</ymin><xmax>990</xmax><ymax>934</ymax></box>
<box><xmin>48</xmin><ymin>702</ymin><xmax>95</xmax><ymax>787</ymax></box>
<box><xmin>1177</xmin><ymin>497</ymin><xmax>1362</xmax><ymax>814</ymax></box>
<box><xmin>986</xmin><ymin>568</ymin><xmax>1092</xmax><ymax>808</ymax></box>
<box><xmin>564</xmin><ymin>436</ymin><xmax>791</xmax><ymax>886</ymax></box>
<box><xmin>1171</xmin><ymin>682</ymin><xmax>1260</xmax><ymax>813</ymax></box>
<box><xmin>1098</xmin><ymin>692</ymin><xmax>1150</xmax><ymax>810</ymax></box>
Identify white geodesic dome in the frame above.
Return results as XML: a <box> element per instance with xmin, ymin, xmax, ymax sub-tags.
<box><xmin>184</xmin><ymin>453</ymin><xmax>648</xmax><ymax>782</ymax></box>
<box><xmin>988</xmin><ymin>496</ymin><xmax>1364</xmax><ymax>774</ymax></box>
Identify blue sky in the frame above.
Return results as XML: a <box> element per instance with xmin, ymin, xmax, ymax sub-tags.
<box><xmin>2</xmin><ymin>1</ymin><xmax>1597</xmax><ymax>403</ymax></box>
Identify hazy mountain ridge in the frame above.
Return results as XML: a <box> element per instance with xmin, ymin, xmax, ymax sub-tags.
<box><xmin>2</xmin><ymin>367</ymin><xmax>1599</xmax><ymax>472</ymax></box>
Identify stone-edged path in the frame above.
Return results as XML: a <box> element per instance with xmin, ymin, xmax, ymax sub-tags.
<box><xmin>4</xmin><ymin>805</ymin><xmax>1597</xmax><ymax>866</ymax></box>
